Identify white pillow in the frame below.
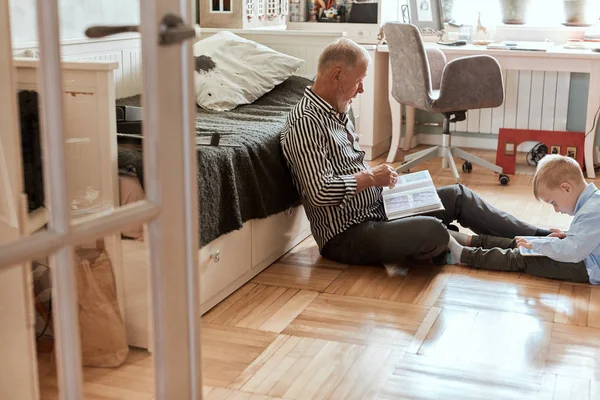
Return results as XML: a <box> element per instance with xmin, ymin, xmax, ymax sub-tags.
<box><xmin>193</xmin><ymin>31</ymin><xmax>305</xmax><ymax>112</ymax></box>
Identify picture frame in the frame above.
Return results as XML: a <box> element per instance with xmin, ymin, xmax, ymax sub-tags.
<box><xmin>504</xmin><ymin>142</ymin><xmax>515</xmax><ymax>156</ymax></box>
<box><xmin>550</xmin><ymin>145</ymin><xmax>561</xmax><ymax>155</ymax></box>
<box><xmin>407</xmin><ymin>0</ymin><xmax>444</xmax><ymax>35</ymax></box>
<box><xmin>566</xmin><ymin>146</ymin><xmax>577</xmax><ymax>159</ymax></box>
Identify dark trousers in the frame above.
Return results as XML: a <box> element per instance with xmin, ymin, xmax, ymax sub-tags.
<box><xmin>463</xmin><ymin>234</ymin><xmax>590</xmax><ymax>283</ymax></box>
<box><xmin>322</xmin><ymin>184</ymin><xmax>544</xmax><ymax>266</ymax></box>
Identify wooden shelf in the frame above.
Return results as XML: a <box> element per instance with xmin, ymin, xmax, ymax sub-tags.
<box><xmin>286</xmin><ymin>21</ymin><xmax>381</xmax><ymax>44</ymax></box>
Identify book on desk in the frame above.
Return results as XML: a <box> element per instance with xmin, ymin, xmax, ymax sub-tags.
<box><xmin>486</xmin><ymin>41</ymin><xmax>555</xmax><ymax>52</ymax></box>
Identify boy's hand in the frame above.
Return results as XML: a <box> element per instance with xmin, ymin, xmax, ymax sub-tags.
<box><xmin>547</xmin><ymin>228</ymin><xmax>566</xmax><ymax>239</ymax></box>
<box><xmin>516</xmin><ymin>237</ymin><xmax>532</xmax><ymax>249</ymax></box>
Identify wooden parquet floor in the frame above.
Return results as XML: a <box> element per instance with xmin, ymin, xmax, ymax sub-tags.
<box><xmin>38</xmin><ymin>149</ymin><xmax>600</xmax><ymax>399</ymax></box>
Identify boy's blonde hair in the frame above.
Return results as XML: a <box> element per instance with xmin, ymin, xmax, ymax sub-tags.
<box><xmin>532</xmin><ymin>154</ymin><xmax>585</xmax><ymax>200</ymax></box>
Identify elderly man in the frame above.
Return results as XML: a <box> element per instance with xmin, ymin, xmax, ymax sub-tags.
<box><xmin>281</xmin><ymin>38</ymin><xmax>552</xmax><ymax>266</ymax></box>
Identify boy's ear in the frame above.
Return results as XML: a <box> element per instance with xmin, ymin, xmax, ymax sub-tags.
<box><xmin>560</xmin><ymin>181</ymin><xmax>573</xmax><ymax>193</ymax></box>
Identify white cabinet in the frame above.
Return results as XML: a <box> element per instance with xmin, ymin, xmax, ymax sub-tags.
<box><xmin>200</xmin><ymin>222</ymin><xmax>252</xmax><ymax>304</ymax></box>
<box><xmin>251</xmin><ymin>205</ymin><xmax>310</xmax><ymax>267</ymax></box>
<box><xmin>286</xmin><ymin>22</ymin><xmax>383</xmax><ymax>44</ymax></box>
<box><xmin>353</xmin><ymin>46</ymin><xmax>392</xmax><ymax>160</ymax></box>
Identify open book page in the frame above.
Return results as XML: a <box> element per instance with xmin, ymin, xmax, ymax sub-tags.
<box><xmin>382</xmin><ymin>171</ymin><xmax>444</xmax><ymax>220</ymax></box>
<box><xmin>383</xmin><ymin>170</ymin><xmax>434</xmax><ymax>196</ymax></box>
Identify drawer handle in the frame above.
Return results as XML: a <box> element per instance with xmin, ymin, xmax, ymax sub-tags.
<box><xmin>210</xmin><ymin>250</ymin><xmax>220</xmax><ymax>263</ymax></box>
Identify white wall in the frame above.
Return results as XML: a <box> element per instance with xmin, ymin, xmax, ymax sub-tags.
<box><xmin>9</xmin><ymin>0</ymin><xmax>140</xmax><ymax>44</ymax></box>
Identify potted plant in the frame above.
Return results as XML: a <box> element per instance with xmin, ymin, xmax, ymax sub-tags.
<box><xmin>563</xmin><ymin>0</ymin><xmax>590</xmax><ymax>26</ymax></box>
<box><xmin>500</xmin><ymin>0</ymin><xmax>532</xmax><ymax>25</ymax></box>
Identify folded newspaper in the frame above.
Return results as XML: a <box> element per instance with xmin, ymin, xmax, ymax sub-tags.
<box><xmin>381</xmin><ymin>170</ymin><xmax>444</xmax><ymax>220</ymax></box>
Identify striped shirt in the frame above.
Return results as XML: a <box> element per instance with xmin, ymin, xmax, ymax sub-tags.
<box><xmin>281</xmin><ymin>87</ymin><xmax>387</xmax><ymax>251</ymax></box>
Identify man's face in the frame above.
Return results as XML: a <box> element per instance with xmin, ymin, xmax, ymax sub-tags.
<box><xmin>336</xmin><ymin>61</ymin><xmax>367</xmax><ymax>112</ymax></box>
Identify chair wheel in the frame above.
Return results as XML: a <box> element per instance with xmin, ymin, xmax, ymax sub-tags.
<box><xmin>499</xmin><ymin>174</ymin><xmax>510</xmax><ymax>186</ymax></box>
<box><xmin>462</xmin><ymin>161</ymin><xmax>472</xmax><ymax>173</ymax></box>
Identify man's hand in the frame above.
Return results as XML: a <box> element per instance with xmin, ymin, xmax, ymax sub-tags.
<box><xmin>515</xmin><ymin>237</ymin><xmax>532</xmax><ymax>249</ymax></box>
<box><xmin>548</xmin><ymin>228</ymin><xmax>566</xmax><ymax>239</ymax></box>
<box><xmin>355</xmin><ymin>164</ymin><xmax>398</xmax><ymax>193</ymax></box>
<box><xmin>371</xmin><ymin>164</ymin><xmax>399</xmax><ymax>188</ymax></box>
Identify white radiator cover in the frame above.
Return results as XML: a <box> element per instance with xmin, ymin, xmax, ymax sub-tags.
<box><xmin>13</xmin><ymin>36</ymin><xmax>143</xmax><ymax>99</ymax></box>
<box><xmin>63</xmin><ymin>48</ymin><xmax>142</xmax><ymax>99</ymax></box>
<box><xmin>454</xmin><ymin>69</ymin><xmax>571</xmax><ymax>135</ymax></box>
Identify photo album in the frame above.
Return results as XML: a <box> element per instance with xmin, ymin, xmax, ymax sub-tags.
<box><xmin>381</xmin><ymin>170</ymin><xmax>444</xmax><ymax>220</ymax></box>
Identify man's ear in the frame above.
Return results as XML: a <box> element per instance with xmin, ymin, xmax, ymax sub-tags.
<box><xmin>331</xmin><ymin>66</ymin><xmax>342</xmax><ymax>81</ymax></box>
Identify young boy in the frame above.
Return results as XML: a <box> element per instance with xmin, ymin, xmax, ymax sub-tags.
<box><xmin>446</xmin><ymin>154</ymin><xmax>600</xmax><ymax>284</ymax></box>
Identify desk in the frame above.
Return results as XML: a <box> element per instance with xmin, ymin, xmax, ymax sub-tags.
<box><xmin>377</xmin><ymin>43</ymin><xmax>600</xmax><ymax>179</ymax></box>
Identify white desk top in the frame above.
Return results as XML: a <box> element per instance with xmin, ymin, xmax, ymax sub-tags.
<box><xmin>377</xmin><ymin>43</ymin><xmax>600</xmax><ymax>61</ymax></box>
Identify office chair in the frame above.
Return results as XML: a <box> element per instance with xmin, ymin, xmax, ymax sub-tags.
<box><xmin>384</xmin><ymin>22</ymin><xmax>510</xmax><ymax>185</ymax></box>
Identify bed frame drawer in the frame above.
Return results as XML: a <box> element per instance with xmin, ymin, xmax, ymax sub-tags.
<box><xmin>251</xmin><ymin>205</ymin><xmax>309</xmax><ymax>267</ymax></box>
<box><xmin>200</xmin><ymin>222</ymin><xmax>252</xmax><ymax>304</ymax></box>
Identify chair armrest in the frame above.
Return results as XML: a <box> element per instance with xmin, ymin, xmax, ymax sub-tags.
<box><xmin>426</xmin><ymin>48</ymin><xmax>446</xmax><ymax>91</ymax></box>
<box><xmin>434</xmin><ymin>55</ymin><xmax>504</xmax><ymax>112</ymax></box>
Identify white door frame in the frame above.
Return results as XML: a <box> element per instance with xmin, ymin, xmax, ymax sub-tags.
<box><xmin>0</xmin><ymin>0</ymin><xmax>202</xmax><ymax>398</ymax></box>
<box><xmin>0</xmin><ymin>1</ymin><xmax>40</xmax><ymax>399</ymax></box>
<box><xmin>140</xmin><ymin>0</ymin><xmax>203</xmax><ymax>398</ymax></box>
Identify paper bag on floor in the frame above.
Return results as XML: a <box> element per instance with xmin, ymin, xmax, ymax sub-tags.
<box><xmin>75</xmin><ymin>246</ymin><xmax>129</xmax><ymax>367</ymax></box>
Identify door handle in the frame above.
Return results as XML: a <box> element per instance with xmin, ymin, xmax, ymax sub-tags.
<box><xmin>85</xmin><ymin>25</ymin><xmax>139</xmax><ymax>38</ymax></box>
<box><xmin>85</xmin><ymin>13</ymin><xmax>200</xmax><ymax>46</ymax></box>
<box><xmin>159</xmin><ymin>14</ymin><xmax>201</xmax><ymax>46</ymax></box>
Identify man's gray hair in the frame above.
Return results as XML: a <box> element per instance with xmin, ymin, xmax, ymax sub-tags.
<box><xmin>317</xmin><ymin>38</ymin><xmax>371</xmax><ymax>74</ymax></box>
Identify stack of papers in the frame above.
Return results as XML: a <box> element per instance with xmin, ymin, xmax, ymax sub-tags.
<box><xmin>486</xmin><ymin>41</ymin><xmax>554</xmax><ymax>52</ymax></box>
<box><xmin>563</xmin><ymin>40</ymin><xmax>600</xmax><ymax>50</ymax></box>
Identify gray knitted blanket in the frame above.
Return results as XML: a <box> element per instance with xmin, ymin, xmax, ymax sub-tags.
<box><xmin>117</xmin><ymin>75</ymin><xmax>313</xmax><ymax>246</ymax></box>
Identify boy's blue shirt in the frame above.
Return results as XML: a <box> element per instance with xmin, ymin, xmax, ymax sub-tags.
<box><xmin>531</xmin><ymin>183</ymin><xmax>600</xmax><ymax>284</ymax></box>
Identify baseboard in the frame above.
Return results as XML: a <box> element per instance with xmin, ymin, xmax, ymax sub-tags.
<box><xmin>416</xmin><ymin>133</ymin><xmax>499</xmax><ymax>150</ymax></box>
<box><xmin>416</xmin><ymin>133</ymin><xmax>555</xmax><ymax>154</ymax></box>
<box><xmin>363</xmin><ymin>138</ymin><xmax>393</xmax><ymax>161</ymax></box>
<box><xmin>400</xmin><ymin>136</ymin><xmax>419</xmax><ymax>150</ymax></box>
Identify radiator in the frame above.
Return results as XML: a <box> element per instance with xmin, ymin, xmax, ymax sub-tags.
<box><xmin>64</xmin><ymin>48</ymin><xmax>142</xmax><ymax>99</ymax></box>
<box><xmin>453</xmin><ymin>69</ymin><xmax>571</xmax><ymax>135</ymax></box>
<box><xmin>119</xmin><ymin>48</ymin><xmax>143</xmax><ymax>99</ymax></box>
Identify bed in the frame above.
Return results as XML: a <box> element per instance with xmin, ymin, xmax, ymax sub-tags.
<box><xmin>116</xmin><ymin>75</ymin><xmax>312</xmax><ymax>246</ymax></box>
